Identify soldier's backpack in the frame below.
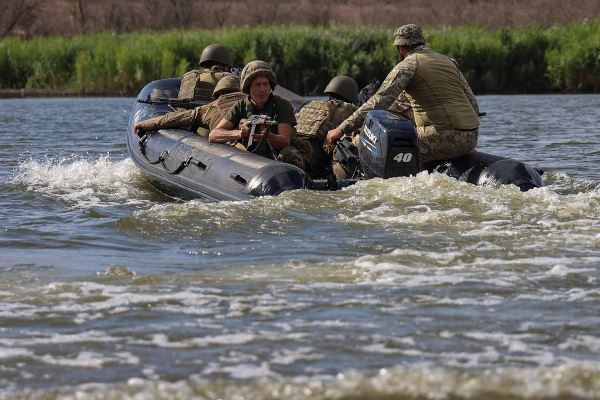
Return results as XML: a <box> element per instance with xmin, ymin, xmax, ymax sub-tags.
<box><xmin>178</xmin><ymin>68</ymin><xmax>229</xmax><ymax>102</ymax></box>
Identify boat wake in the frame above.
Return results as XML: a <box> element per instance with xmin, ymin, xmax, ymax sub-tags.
<box><xmin>10</xmin><ymin>155</ymin><xmax>166</xmax><ymax>208</ymax></box>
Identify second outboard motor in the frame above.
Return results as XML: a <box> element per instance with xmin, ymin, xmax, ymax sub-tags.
<box><xmin>358</xmin><ymin>110</ymin><xmax>420</xmax><ymax>178</ymax></box>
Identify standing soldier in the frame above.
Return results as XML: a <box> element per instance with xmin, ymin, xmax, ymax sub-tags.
<box><xmin>326</xmin><ymin>24</ymin><xmax>480</xmax><ymax>165</ymax></box>
<box><xmin>134</xmin><ymin>74</ymin><xmax>245</xmax><ymax>136</ymax></box>
<box><xmin>178</xmin><ymin>44</ymin><xmax>234</xmax><ymax>102</ymax></box>
<box><xmin>278</xmin><ymin>75</ymin><xmax>359</xmax><ymax>178</ymax></box>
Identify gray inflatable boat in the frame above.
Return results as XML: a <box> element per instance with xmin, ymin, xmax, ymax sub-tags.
<box><xmin>127</xmin><ymin>78</ymin><xmax>544</xmax><ymax>201</ymax></box>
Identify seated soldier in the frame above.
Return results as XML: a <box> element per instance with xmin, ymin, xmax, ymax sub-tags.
<box><xmin>178</xmin><ymin>44</ymin><xmax>235</xmax><ymax>102</ymax></box>
<box><xmin>278</xmin><ymin>75</ymin><xmax>359</xmax><ymax>178</ymax></box>
<box><xmin>134</xmin><ymin>74</ymin><xmax>245</xmax><ymax>136</ymax></box>
<box><xmin>209</xmin><ymin>60</ymin><xmax>296</xmax><ymax>161</ymax></box>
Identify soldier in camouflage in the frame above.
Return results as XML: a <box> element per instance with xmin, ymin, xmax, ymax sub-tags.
<box><xmin>177</xmin><ymin>44</ymin><xmax>235</xmax><ymax>102</ymax></box>
<box><xmin>326</xmin><ymin>24</ymin><xmax>480</xmax><ymax>165</ymax></box>
<box><xmin>134</xmin><ymin>74</ymin><xmax>245</xmax><ymax>136</ymax></box>
<box><xmin>209</xmin><ymin>60</ymin><xmax>297</xmax><ymax>161</ymax></box>
<box><xmin>278</xmin><ymin>75</ymin><xmax>359</xmax><ymax>177</ymax></box>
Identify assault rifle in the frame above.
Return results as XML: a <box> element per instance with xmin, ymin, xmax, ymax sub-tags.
<box><xmin>357</xmin><ymin>79</ymin><xmax>381</xmax><ymax>106</ymax></box>
<box><xmin>333</xmin><ymin>136</ymin><xmax>361</xmax><ymax>178</ymax></box>
<box><xmin>137</xmin><ymin>94</ymin><xmax>207</xmax><ymax>110</ymax></box>
<box><xmin>246</xmin><ymin>114</ymin><xmax>278</xmax><ymax>148</ymax></box>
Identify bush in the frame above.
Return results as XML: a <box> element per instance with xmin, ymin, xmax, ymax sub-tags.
<box><xmin>1</xmin><ymin>22</ymin><xmax>600</xmax><ymax>95</ymax></box>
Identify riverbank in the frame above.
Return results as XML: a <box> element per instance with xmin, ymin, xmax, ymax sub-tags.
<box><xmin>1</xmin><ymin>22</ymin><xmax>599</xmax><ymax>96</ymax></box>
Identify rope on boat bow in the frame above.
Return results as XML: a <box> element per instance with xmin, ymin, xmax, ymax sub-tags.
<box><xmin>138</xmin><ymin>132</ymin><xmax>207</xmax><ymax>175</ymax></box>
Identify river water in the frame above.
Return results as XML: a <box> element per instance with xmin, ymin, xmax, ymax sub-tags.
<box><xmin>1</xmin><ymin>95</ymin><xmax>600</xmax><ymax>399</ymax></box>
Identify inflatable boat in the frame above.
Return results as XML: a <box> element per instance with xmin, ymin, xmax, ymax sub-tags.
<box><xmin>127</xmin><ymin>78</ymin><xmax>544</xmax><ymax>201</ymax></box>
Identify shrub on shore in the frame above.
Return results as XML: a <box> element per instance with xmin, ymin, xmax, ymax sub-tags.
<box><xmin>0</xmin><ymin>22</ymin><xmax>599</xmax><ymax>96</ymax></box>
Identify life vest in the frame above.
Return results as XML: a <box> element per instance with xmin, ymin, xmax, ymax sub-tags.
<box><xmin>178</xmin><ymin>67</ymin><xmax>229</xmax><ymax>102</ymax></box>
<box><xmin>296</xmin><ymin>99</ymin><xmax>357</xmax><ymax>142</ymax></box>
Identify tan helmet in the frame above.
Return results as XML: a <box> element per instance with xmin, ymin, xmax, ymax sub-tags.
<box><xmin>240</xmin><ymin>60</ymin><xmax>277</xmax><ymax>94</ymax></box>
<box><xmin>212</xmin><ymin>74</ymin><xmax>241</xmax><ymax>98</ymax></box>
<box><xmin>393</xmin><ymin>24</ymin><xmax>426</xmax><ymax>47</ymax></box>
<box><xmin>199</xmin><ymin>44</ymin><xmax>233</xmax><ymax>68</ymax></box>
<box><xmin>324</xmin><ymin>75</ymin><xmax>359</xmax><ymax>104</ymax></box>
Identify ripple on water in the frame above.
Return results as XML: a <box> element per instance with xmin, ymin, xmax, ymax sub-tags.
<box><xmin>2</xmin><ymin>363</ymin><xmax>600</xmax><ymax>399</ymax></box>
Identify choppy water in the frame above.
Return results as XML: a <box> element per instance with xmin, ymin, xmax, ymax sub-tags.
<box><xmin>1</xmin><ymin>95</ymin><xmax>600</xmax><ymax>399</ymax></box>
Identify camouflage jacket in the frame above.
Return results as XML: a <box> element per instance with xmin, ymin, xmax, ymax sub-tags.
<box><xmin>339</xmin><ymin>45</ymin><xmax>479</xmax><ymax>134</ymax></box>
<box><xmin>136</xmin><ymin>92</ymin><xmax>246</xmax><ymax>136</ymax></box>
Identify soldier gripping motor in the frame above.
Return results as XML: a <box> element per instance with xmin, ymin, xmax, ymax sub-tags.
<box><xmin>209</xmin><ymin>60</ymin><xmax>297</xmax><ymax>161</ymax></box>
<box><xmin>134</xmin><ymin>74</ymin><xmax>245</xmax><ymax>136</ymax></box>
<box><xmin>278</xmin><ymin>75</ymin><xmax>359</xmax><ymax>178</ymax></box>
<box><xmin>326</xmin><ymin>24</ymin><xmax>480</xmax><ymax>165</ymax></box>
<box><xmin>178</xmin><ymin>44</ymin><xmax>234</xmax><ymax>102</ymax></box>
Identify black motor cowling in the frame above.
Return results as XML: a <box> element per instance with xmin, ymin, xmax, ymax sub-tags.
<box><xmin>357</xmin><ymin>110</ymin><xmax>420</xmax><ymax>179</ymax></box>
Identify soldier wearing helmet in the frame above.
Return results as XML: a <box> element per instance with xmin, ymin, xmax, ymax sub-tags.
<box><xmin>326</xmin><ymin>24</ymin><xmax>480</xmax><ymax>165</ymax></box>
<box><xmin>177</xmin><ymin>44</ymin><xmax>235</xmax><ymax>102</ymax></box>
<box><xmin>209</xmin><ymin>60</ymin><xmax>297</xmax><ymax>162</ymax></box>
<box><xmin>134</xmin><ymin>73</ymin><xmax>245</xmax><ymax>136</ymax></box>
<box><xmin>277</xmin><ymin>75</ymin><xmax>359</xmax><ymax>178</ymax></box>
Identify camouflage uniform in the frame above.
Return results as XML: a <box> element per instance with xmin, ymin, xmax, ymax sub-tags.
<box><xmin>136</xmin><ymin>91</ymin><xmax>246</xmax><ymax>136</ymax></box>
<box><xmin>224</xmin><ymin>94</ymin><xmax>297</xmax><ymax>160</ymax></box>
<box><xmin>178</xmin><ymin>44</ymin><xmax>234</xmax><ymax>102</ymax></box>
<box><xmin>284</xmin><ymin>99</ymin><xmax>358</xmax><ymax>178</ymax></box>
<box><xmin>339</xmin><ymin>24</ymin><xmax>480</xmax><ymax>164</ymax></box>
<box><xmin>178</xmin><ymin>66</ymin><xmax>231</xmax><ymax>102</ymax></box>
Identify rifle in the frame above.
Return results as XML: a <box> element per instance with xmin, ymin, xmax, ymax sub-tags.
<box><xmin>246</xmin><ymin>114</ymin><xmax>278</xmax><ymax>160</ymax></box>
<box><xmin>357</xmin><ymin>79</ymin><xmax>381</xmax><ymax>106</ymax></box>
<box><xmin>137</xmin><ymin>95</ymin><xmax>207</xmax><ymax>110</ymax></box>
<box><xmin>333</xmin><ymin>136</ymin><xmax>361</xmax><ymax>178</ymax></box>
<box><xmin>246</xmin><ymin>114</ymin><xmax>278</xmax><ymax>149</ymax></box>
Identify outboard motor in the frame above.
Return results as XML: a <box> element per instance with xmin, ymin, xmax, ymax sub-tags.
<box><xmin>358</xmin><ymin>110</ymin><xmax>420</xmax><ymax>178</ymax></box>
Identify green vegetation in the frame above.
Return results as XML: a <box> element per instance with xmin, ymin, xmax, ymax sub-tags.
<box><xmin>1</xmin><ymin>22</ymin><xmax>599</xmax><ymax>95</ymax></box>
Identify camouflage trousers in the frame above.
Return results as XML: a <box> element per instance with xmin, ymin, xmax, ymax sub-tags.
<box><xmin>417</xmin><ymin>126</ymin><xmax>478</xmax><ymax>164</ymax></box>
<box><xmin>278</xmin><ymin>137</ymin><xmax>330</xmax><ymax>178</ymax></box>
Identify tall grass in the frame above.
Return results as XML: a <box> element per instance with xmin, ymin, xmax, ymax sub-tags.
<box><xmin>1</xmin><ymin>22</ymin><xmax>599</xmax><ymax>95</ymax></box>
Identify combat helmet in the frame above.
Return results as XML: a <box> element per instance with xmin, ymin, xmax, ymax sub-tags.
<box><xmin>393</xmin><ymin>24</ymin><xmax>426</xmax><ymax>47</ymax></box>
<box><xmin>212</xmin><ymin>73</ymin><xmax>241</xmax><ymax>98</ymax></box>
<box><xmin>199</xmin><ymin>44</ymin><xmax>234</xmax><ymax>68</ymax></box>
<box><xmin>240</xmin><ymin>60</ymin><xmax>277</xmax><ymax>94</ymax></box>
<box><xmin>324</xmin><ymin>75</ymin><xmax>359</xmax><ymax>105</ymax></box>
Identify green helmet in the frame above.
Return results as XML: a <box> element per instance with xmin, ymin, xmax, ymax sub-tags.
<box><xmin>393</xmin><ymin>24</ymin><xmax>426</xmax><ymax>47</ymax></box>
<box><xmin>212</xmin><ymin>74</ymin><xmax>241</xmax><ymax>98</ymax></box>
<box><xmin>199</xmin><ymin>44</ymin><xmax>233</xmax><ymax>68</ymax></box>
<box><xmin>240</xmin><ymin>60</ymin><xmax>277</xmax><ymax>94</ymax></box>
<box><xmin>324</xmin><ymin>75</ymin><xmax>359</xmax><ymax>105</ymax></box>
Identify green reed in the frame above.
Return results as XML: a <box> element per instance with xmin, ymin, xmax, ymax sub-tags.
<box><xmin>0</xmin><ymin>22</ymin><xmax>599</xmax><ymax>95</ymax></box>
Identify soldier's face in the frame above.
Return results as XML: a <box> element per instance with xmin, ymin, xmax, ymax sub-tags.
<box><xmin>249</xmin><ymin>76</ymin><xmax>271</xmax><ymax>106</ymax></box>
<box><xmin>396</xmin><ymin>46</ymin><xmax>406</xmax><ymax>61</ymax></box>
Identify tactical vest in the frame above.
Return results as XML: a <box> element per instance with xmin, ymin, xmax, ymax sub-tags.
<box><xmin>406</xmin><ymin>49</ymin><xmax>479</xmax><ymax>130</ymax></box>
<box><xmin>178</xmin><ymin>67</ymin><xmax>229</xmax><ymax>102</ymax></box>
<box><xmin>197</xmin><ymin>92</ymin><xmax>247</xmax><ymax>135</ymax></box>
<box><xmin>296</xmin><ymin>99</ymin><xmax>357</xmax><ymax>142</ymax></box>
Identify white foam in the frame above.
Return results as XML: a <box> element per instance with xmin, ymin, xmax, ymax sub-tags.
<box><xmin>149</xmin><ymin>332</ymin><xmax>256</xmax><ymax>349</ymax></box>
<box><xmin>0</xmin><ymin>330</ymin><xmax>118</xmax><ymax>347</ymax></box>
<box><xmin>360</xmin><ymin>343</ymin><xmax>402</xmax><ymax>354</ymax></box>
<box><xmin>558</xmin><ymin>335</ymin><xmax>600</xmax><ymax>353</ymax></box>
<box><xmin>0</xmin><ymin>347</ymin><xmax>33</xmax><ymax>359</ymax></box>
<box><xmin>11</xmin><ymin>156</ymin><xmax>148</xmax><ymax>208</ymax></box>
<box><xmin>270</xmin><ymin>347</ymin><xmax>322</xmax><ymax>365</ymax></box>
<box><xmin>218</xmin><ymin>362</ymin><xmax>280</xmax><ymax>379</ymax></box>
<box><xmin>36</xmin><ymin>351</ymin><xmax>139</xmax><ymax>368</ymax></box>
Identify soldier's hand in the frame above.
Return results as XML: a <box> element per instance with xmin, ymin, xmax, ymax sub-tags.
<box><xmin>239</xmin><ymin>119</ymin><xmax>252</xmax><ymax>137</ymax></box>
<box><xmin>133</xmin><ymin>122</ymin><xmax>145</xmax><ymax>137</ymax></box>
<box><xmin>325</xmin><ymin>127</ymin><xmax>344</xmax><ymax>146</ymax></box>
